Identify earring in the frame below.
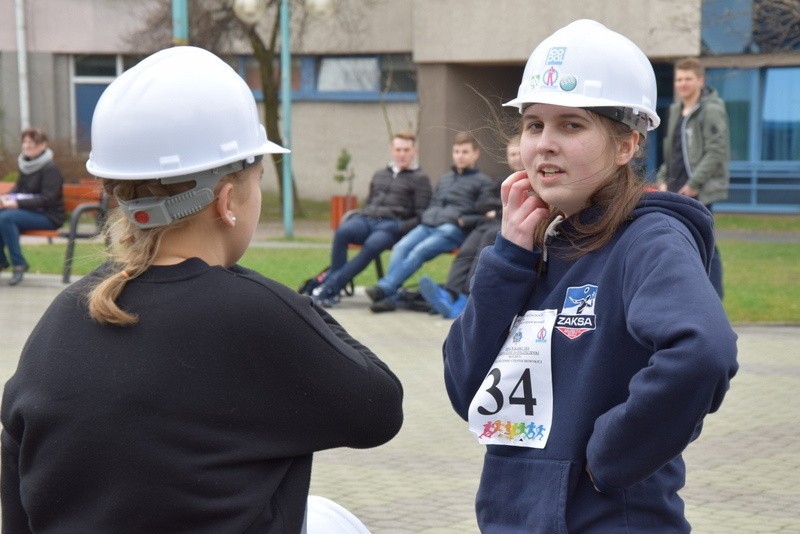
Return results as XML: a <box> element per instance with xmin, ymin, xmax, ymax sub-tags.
<box><xmin>228</xmin><ymin>212</ymin><xmax>237</xmax><ymax>224</ymax></box>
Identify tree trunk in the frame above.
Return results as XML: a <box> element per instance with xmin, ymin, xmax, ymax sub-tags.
<box><xmin>248</xmin><ymin>26</ymin><xmax>304</xmax><ymax>217</ymax></box>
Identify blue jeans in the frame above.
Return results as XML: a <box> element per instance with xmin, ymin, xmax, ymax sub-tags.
<box><xmin>325</xmin><ymin>215</ymin><xmax>401</xmax><ymax>294</ymax></box>
<box><xmin>0</xmin><ymin>209</ymin><xmax>59</xmax><ymax>267</ymax></box>
<box><xmin>378</xmin><ymin>223</ymin><xmax>466</xmax><ymax>295</ymax></box>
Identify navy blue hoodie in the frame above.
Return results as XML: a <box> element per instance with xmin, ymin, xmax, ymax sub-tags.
<box><xmin>443</xmin><ymin>191</ymin><xmax>738</xmax><ymax>533</ymax></box>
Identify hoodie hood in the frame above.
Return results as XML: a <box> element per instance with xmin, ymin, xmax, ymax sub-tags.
<box><xmin>633</xmin><ymin>191</ymin><xmax>715</xmax><ymax>269</ymax></box>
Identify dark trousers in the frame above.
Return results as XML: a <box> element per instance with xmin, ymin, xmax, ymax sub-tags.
<box><xmin>325</xmin><ymin>215</ymin><xmax>401</xmax><ymax>294</ymax></box>
<box><xmin>444</xmin><ymin>221</ymin><xmax>501</xmax><ymax>296</ymax></box>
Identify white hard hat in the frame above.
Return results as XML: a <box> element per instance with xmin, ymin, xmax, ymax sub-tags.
<box><xmin>87</xmin><ymin>45</ymin><xmax>287</xmax><ymax>181</ymax></box>
<box><xmin>505</xmin><ymin>19</ymin><xmax>660</xmax><ymax>133</ymax></box>
<box><xmin>302</xmin><ymin>495</ymin><xmax>371</xmax><ymax>534</ymax></box>
<box><xmin>85</xmin><ymin>46</ymin><xmax>288</xmax><ymax>228</ymax></box>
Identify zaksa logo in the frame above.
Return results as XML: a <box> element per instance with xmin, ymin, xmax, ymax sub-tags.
<box><xmin>556</xmin><ymin>284</ymin><xmax>598</xmax><ymax>340</ymax></box>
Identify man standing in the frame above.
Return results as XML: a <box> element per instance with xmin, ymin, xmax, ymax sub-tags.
<box><xmin>311</xmin><ymin>130</ymin><xmax>431</xmax><ymax>307</ymax></box>
<box><xmin>366</xmin><ymin>131</ymin><xmax>495</xmax><ymax>312</ymax></box>
<box><xmin>656</xmin><ymin>57</ymin><xmax>730</xmax><ymax>298</ymax></box>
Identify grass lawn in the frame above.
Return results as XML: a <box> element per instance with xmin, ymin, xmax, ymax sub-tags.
<box><xmin>17</xmin><ymin>211</ymin><xmax>800</xmax><ymax>325</ymax></box>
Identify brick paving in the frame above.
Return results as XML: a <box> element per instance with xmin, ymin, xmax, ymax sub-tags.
<box><xmin>1</xmin><ymin>225</ymin><xmax>799</xmax><ymax>532</ymax></box>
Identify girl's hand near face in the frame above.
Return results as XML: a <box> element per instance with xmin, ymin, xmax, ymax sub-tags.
<box><xmin>500</xmin><ymin>171</ymin><xmax>550</xmax><ymax>250</ymax></box>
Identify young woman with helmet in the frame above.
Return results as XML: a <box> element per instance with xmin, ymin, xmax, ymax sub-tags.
<box><xmin>443</xmin><ymin>20</ymin><xmax>738</xmax><ymax>532</ymax></box>
<box><xmin>1</xmin><ymin>46</ymin><xmax>402</xmax><ymax>533</ymax></box>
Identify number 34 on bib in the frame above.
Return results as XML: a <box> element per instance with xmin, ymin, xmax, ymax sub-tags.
<box><xmin>467</xmin><ymin>309</ymin><xmax>557</xmax><ymax>449</ymax></box>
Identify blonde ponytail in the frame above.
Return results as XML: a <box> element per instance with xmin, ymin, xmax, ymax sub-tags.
<box><xmin>87</xmin><ymin>179</ymin><xmax>193</xmax><ymax>326</ymax></box>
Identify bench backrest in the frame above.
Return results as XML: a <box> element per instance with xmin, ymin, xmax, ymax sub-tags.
<box><xmin>63</xmin><ymin>182</ymin><xmax>103</xmax><ymax>212</ymax></box>
<box><xmin>0</xmin><ymin>180</ymin><xmax>103</xmax><ymax>213</ymax></box>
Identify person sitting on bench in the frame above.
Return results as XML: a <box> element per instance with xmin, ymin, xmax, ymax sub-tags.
<box><xmin>366</xmin><ymin>131</ymin><xmax>495</xmax><ymax>313</ymax></box>
<box><xmin>0</xmin><ymin>128</ymin><xmax>65</xmax><ymax>286</ymax></box>
<box><xmin>418</xmin><ymin>135</ymin><xmax>523</xmax><ymax>318</ymax></box>
<box><xmin>310</xmin><ymin>131</ymin><xmax>431</xmax><ymax>307</ymax></box>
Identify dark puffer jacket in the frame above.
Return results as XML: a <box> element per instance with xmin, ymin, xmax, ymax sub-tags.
<box><xmin>12</xmin><ymin>161</ymin><xmax>66</xmax><ymax>227</ymax></box>
<box><xmin>359</xmin><ymin>166</ymin><xmax>432</xmax><ymax>234</ymax></box>
<box><xmin>421</xmin><ymin>167</ymin><xmax>495</xmax><ymax>229</ymax></box>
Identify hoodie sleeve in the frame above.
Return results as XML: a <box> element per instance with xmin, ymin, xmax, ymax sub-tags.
<box><xmin>443</xmin><ymin>235</ymin><xmax>542</xmax><ymax>419</ymax></box>
<box><xmin>586</xmin><ymin>218</ymin><xmax>738</xmax><ymax>493</ymax></box>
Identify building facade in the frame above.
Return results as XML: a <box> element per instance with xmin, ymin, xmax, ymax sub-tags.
<box><xmin>1</xmin><ymin>0</ymin><xmax>798</xmax><ymax>212</ymax></box>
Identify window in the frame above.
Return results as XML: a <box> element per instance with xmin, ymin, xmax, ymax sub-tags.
<box><xmin>317</xmin><ymin>57</ymin><xmax>379</xmax><ymax>92</ymax></box>
<box><xmin>702</xmin><ymin>0</ymin><xmax>800</xmax><ymax>54</ymax></box>
<box><xmin>707</xmin><ymin>66</ymin><xmax>800</xmax><ymax>211</ymax></box>
<box><xmin>761</xmin><ymin>67</ymin><xmax>800</xmax><ymax>161</ymax></box>
<box><xmin>72</xmin><ymin>54</ymin><xmax>142</xmax><ymax>151</ymax></box>
<box><xmin>74</xmin><ymin>55</ymin><xmax>117</xmax><ymax>77</ymax></box>
<box><xmin>381</xmin><ymin>54</ymin><xmax>417</xmax><ymax>93</ymax></box>
<box><xmin>236</xmin><ymin>53</ymin><xmax>417</xmax><ymax>102</ymax></box>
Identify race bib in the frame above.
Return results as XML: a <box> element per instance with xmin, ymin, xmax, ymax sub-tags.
<box><xmin>467</xmin><ymin>309</ymin><xmax>557</xmax><ymax>449</ymax></box>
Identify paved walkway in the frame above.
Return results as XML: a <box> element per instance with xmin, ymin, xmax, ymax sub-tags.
<box><xmin>2</xmin><ymin>225</ymin><xmax>799</xmax><ymax>532</ymax></box>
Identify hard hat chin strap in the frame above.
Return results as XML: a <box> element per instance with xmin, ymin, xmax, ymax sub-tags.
<box><xmin>118</xmin><ymin>156</ymin><xmax>262</xmax><ymax>229</ymax></box>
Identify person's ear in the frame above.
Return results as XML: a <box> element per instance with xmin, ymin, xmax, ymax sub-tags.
<box><xmin>214</xmin><ymin>181</ymin><xmax>237</xmax><ymax>227</ymax></box>
<box><xmin>615</xmin><ymin>131</ymin><xmax>640</xmax><ymax>166</ymax></box>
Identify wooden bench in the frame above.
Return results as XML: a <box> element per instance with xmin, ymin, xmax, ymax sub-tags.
<box><xmin>0</xmin><ymin>180</ymin><xmax>109</xmax><ymax>283</ymax></box>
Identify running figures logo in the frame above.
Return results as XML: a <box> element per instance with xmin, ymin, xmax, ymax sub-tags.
<box><xmin>556</xmin><ymin>284</ymin><xmax>598</xmax><ymax>339</ymax></box>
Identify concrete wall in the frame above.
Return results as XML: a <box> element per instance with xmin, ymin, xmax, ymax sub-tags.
<box><xmin>417</xmin><ymin>63</ymin><xmax>523</xmax><ymax>184</ymax></box>
<box><xmin>0</xmin><ymin>0</ymin><xmax>158</xmax><ymax>53</ymax></box>
<box><xmin>262</xmin><ymin>99</ymin><xmax>421</xmax><ymax>199</ymax></box>
<box><xmin>295</xmin><ymin>0</ymin><xmax>413</xmax><ymax>54</ymax></box>
<box><xmin>412</xmin><ymin>0</ymin><xmax>702</xmax><ymax>63</ymax></box>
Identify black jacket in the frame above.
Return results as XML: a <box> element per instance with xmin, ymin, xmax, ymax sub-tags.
<box><xmin>421</xmin><ymin>167</ymin><xmax>495</xmax><ymax>229</ymax></box>
<box><xmin>12</xmin><ymin>161</ymin><xmax>66</xmax><ymax>226</ymax></box>
<box><xmin>359</xmin><ymin>166</ymin><xmax>432</xmax><ymax>234</ymax></box>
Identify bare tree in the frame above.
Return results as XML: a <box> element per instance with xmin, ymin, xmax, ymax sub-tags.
<box><xmin>702</xmin><ymin>0</ymin><xmax>800</xmax><ymax>54</ymax></box>
<box><xmin>126</xmin><ymin>0</ymin><xmax>379</xmax><ymax>215</ymax></box>
<box><xmin>753</xmin><ymin>0</ymin><xmax>800</xmax><ymax>52</ymax></box>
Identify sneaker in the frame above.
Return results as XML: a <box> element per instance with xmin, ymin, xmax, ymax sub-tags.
<box><xmin>396</xmin><ymin>288</ymin><xmax>432</xmax><ymax>313</ymax></box>
<box><xmin>311</xmin><ymin>285</ymin><xmax>340</xmax><ymax>308</ymax></box>
<box><xmin>365</xmin><ymin>285</ymin><xmax>386</xmax><ymax>303</ymax></box>
<box><xmin>444</xmin><ymin>294</ymin><xmax>468</xmax><ymax>319</ymax></box>
<box><xmin>370</xmin><ymin>297</ymin><xmax>397</xmax><ymax>313</ymax></box>
<box><xmin>418</xmin><ymin>276</ymin><xmax>454</xmax><ymax>317</ymax></box>
<box><xmin>8</xmin><ymin>264</ymin><xmax>28</xmax><ymax>287</ymax></box>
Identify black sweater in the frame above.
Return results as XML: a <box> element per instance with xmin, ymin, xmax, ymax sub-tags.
<box><xmin>1</xmin><ymin>259</ymin><xmax>403</xmax><ymax>533</ymax></box>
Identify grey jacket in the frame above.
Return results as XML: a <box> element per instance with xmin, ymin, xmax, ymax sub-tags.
<box><xmin>656</xmin><ymin>86</ymin><xmax>730</xmax><ymax>205</ymax></box>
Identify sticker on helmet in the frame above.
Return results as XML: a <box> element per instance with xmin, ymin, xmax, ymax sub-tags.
<box><xmin>546</xmin><ymin>47</ymin><xmax>567</xmax><ymax>65</ymax></box>
<box><xmin>559</xmin><ymin>75</ymin><xmax>577</xmax><ymax>91</ymax></box>
<box><xmin>542</xmin><ymin>66</ymin><xmax>559</xmax><ymax>87</ymax></box>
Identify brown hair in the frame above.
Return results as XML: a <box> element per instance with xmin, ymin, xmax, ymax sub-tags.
<box><xmin>87</xmin><ymin>172</ymin><xmax>245</xmax><ymax>326</ymax></box>
<box><xmin>21</xmin><ymin>127</ymin><xmax>48</xmax><ymax>145</ymax></box>
<box><xmin>530</xmin><ymin>113</ymin><xmax>646</xmax><ymax>263</ymax></box>
<box><xmin>675</xmin><ymin>57</ymin><xmax>705</xmax><ymax>78</ymax></box>
<box><xmin>392</xmin><ymin>130</ymin><xmax>417</xmax><ymax>144</ymax></box>
<box><xmin>453</xmin><ymin>131</ymin><xmax>479</xmax><ymax>149</ymax></box>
